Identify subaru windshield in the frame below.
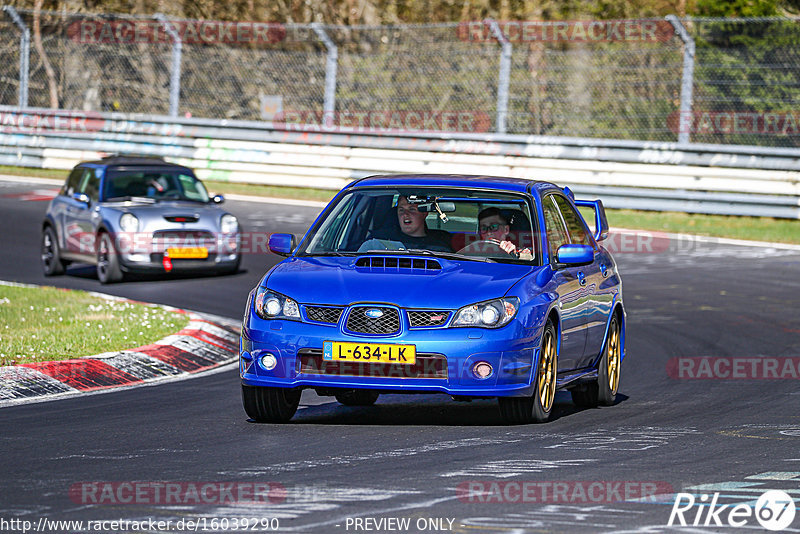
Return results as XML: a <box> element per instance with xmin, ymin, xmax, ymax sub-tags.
<box><xmin>297</xmin><ymin>187</ymin><xmax>538</xmax><ymax>264</ymax></box>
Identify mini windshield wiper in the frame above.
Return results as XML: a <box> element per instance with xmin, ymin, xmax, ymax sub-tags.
<box><xmin>105</xmin><ymin>196</ymin><xmax>158</xmax><ymax>203</ymax></box>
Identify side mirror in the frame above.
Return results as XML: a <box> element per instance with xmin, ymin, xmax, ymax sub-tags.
<box><xmin>212</xmin><ymin>194</ymin><xmax>225</xmax><ymax>204</ymax></box>
<box><xmin>269</xmin><ymin>233</ymin><xmax>296</xmax><ymax>257</ymax></box>
<box><xmin>72</xmin><ymin>192</ymin><xmax>90</xmax><ymax>205</ymax></box>
<box><xmin>556</xmin><ymin>244</ymin><xmax>594</xmax><ymax>266</ymax></box>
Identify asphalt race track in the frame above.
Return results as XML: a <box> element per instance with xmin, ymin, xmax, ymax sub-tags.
<box><xmin>1</xmin><ymin>178</ymin><xmax>799</xmax><ymax>533</ymax></box>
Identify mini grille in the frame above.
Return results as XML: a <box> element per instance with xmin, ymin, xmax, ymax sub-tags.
<box><xmin>355</xmin><ymin>256</ymin><xmax>441</xmax><ymax>271</ymax></box>
<box><xmin>345</xmin><ymin>306</ymin><xmax>400</xmax><ymax>335</ymax></box>
<box><xmin>407</xmin><ymin>310</ymin><xmax>450</xmax><ymax>328</ymax></box>
<box><xmin>305</xmin><ymin>306</ymin><xmax>344</xmax><ymax>324</ymax></box>
<box><xmin>164</xmin><ymin>215</ymin><xmax>199</xmax><ymax>223</ymax></box>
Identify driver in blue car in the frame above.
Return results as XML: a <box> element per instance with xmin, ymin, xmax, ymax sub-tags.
<box><xmin>478</xmin><ymin>207</ymin><xmax>532</xmax><ymax>259</ymax></box>
<box><xmin>363</xmin><ymin>195</ymin><xmax>453</xmax><ymax>252</ymax></box>
<box><xmin>393</xmin><ymin>196</ymin><xmax>453</xmax><ymax>251</ymax></box>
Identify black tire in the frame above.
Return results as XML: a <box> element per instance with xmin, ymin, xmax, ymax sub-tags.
<box><xmin>499</xmin><ymin>320</ymin><xmax>558</xmax><ymax>424</ymax></box>
<box><xmin>242</xmin><ymin>385</ymin><xmax>301</xmax><ymax>423</ymax></box>
<box><xmin>41</xmin><ymin>226</ymin><xmax>66</xmax><ymax>276</ymax></box>
<box><xmin>598</xmin><ymin>314</ymin><xmax>621</xmax><ymax>406</ymax></box>
<box><xmin>570</xmin><ymin>313</ymin><xmax>621</xmax><ymax>408</ymax></box>
<box><xmin>334</xmin><ymin>390</ymin><xmax>380</xmax><ymax>406</ymax></box>
<box><xmin>219</xmin><ymin>254</ymin><xmax>241</xmax><ymax>276</ymax></box>
<box><xmin>96</xmin><ymin>232</ymin><xmax>123</xmax><ymax>284</ymax></box>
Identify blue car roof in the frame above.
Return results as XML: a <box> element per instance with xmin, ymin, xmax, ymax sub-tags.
<box><xmin>350</xmin><ymin>174</ymin><xmax>558</xmax><ymax>195</ymax></box>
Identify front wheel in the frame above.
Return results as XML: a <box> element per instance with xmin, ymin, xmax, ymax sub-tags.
<box><xmin>498</xmin><ymin>320</ymin><xmax>558</xmax><ymax>424</ymax></box>
<box><xmin>335</xmin><ymin>390</ymin><xmax>379</xmax><ymax>406</ymax></box>
<box><xmin>96</xmin><ymin>233</ymin><xmax>123</xmax><ymax>284</ymax></box>
<box><xmin>41</xmin><ymin>226</ymin><xmax>66</xmax><ymax>276</ymax></box>
<box><xmin>242</xmin><ymin>385</ymin><xmax>301</xmax><ymax>423</ymax></box>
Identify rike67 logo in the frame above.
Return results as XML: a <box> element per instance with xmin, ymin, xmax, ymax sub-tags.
<box><xmin>669</xmin><ymin>490</ymin><xmax>796</xmax><ymax>531</ymax></box>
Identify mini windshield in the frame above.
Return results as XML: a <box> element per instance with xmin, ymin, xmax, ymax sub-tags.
<box><xmin>297</xmin><ymin>187</ymin><xmax>538</xmax><ymax>263</ymax></box>
<box><xmin>103</xmin><ymin>170</ymin><xmax>210</xmax><ymax>203</ymax></box>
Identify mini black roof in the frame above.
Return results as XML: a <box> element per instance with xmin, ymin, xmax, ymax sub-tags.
<box><xmin>83</xmin><ymin>155</ymin><xmax>183</xmax><ymax>168</ymax></box>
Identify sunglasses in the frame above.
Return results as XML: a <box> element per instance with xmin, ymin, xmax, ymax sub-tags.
<box><xmin>479</xmin><ymin>223</ymin><xmax>504</xmax><ymax>233</ymax></box>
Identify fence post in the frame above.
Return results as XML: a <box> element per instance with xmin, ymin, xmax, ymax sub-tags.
<box><xmin>311</xmin><ymin>23</ymin><xmax>338</xmax><ymax>116</ymax></box>
<box><xmin>2</xmin><ymin>6</ymin><xmax>30</xmax><ymax>108</ymax></box>
<box><xmin>486</xmin><ymin>19</ymin><xmax>511</xmax><ymax>134</ymax></box>
<box><xmin>667</xmin><ymin>15</ymin><xmax>695</xmax><ymax>145</ymax></box>
<box><xmin>155</xmin><ymin>13</ymin><xmax>182</xmax><ymax>117</ymax></box>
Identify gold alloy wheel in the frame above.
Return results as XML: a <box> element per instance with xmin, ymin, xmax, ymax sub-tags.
<box><xmin>607</xmin><ymin>318</ymin><xmax>620</xmax><ymax>393</ymax></box>
<box><xmin>538</xmin><ymin>328</ymin><xmax>557</xmax><ymax>411</ymax></box>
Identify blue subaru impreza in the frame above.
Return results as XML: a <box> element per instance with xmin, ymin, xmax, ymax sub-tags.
<box><xmin>241</xmin><ymin>174</ymin><xmax>625</xmax><ymax>423</ymax></box>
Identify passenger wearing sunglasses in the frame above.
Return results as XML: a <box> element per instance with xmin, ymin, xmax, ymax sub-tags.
<box><xmin>477</xmin><ymin>207</ymin><xmax>532</xmax><ymax>258</ymax></box>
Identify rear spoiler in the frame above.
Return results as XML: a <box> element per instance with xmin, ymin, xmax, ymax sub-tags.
<box><xmin>573</xmin><ymin>199</ymin><xmax>609</xmax><ymax>242</ymax></box>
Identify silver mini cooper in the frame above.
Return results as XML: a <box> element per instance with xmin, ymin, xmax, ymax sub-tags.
<box><xmin>41</xmin><ymin>156</ymin><xmax>241</xmax><ymax>283</ymax></box>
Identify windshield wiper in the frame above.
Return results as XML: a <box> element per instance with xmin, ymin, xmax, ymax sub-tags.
<box><xmin>303</xmin><ymin>251</ymin><xmax>361</xmax><ymax>257</ymax></box>
<box><xmin>393</xmin><ymin>249</ymin><xmax>495</xmax><ymax>263</ymax></box>
<box><xmin>105</xmin><ymin>196</ymin><xmax>158</xmax><ymax>203</ymax></box>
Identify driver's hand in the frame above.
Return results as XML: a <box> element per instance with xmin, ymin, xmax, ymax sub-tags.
<box><xmin>498</xmin><ymin>240</ymin><xmax>517</xmax><ymax>255</ymax></box>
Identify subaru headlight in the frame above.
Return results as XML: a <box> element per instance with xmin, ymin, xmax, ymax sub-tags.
<box><xmin>452</xmin><ymin>297</ymin><xmax>519</xmax><ymax>328</ymax></box>
<box><xmin>254</xmin><ymin>287</ymin><xmax>301</xmax><ymax>321</ymax></box>
<box><xmin>119</xmin><ymin>213</ymin><xmax>139</xmax><ymax>232</ymax></box>
<box><xmin>221</xmin><ymin>214</ymin><xmax>238</xmax><ymax>234</ymax></box>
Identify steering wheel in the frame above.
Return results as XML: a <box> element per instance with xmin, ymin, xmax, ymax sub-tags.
<box><xmin>456</xmin><ymin>239</ymin><xmax>516</xmax><ymax>257</ymax></box>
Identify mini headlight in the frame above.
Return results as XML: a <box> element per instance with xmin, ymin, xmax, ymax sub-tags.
<box><xmin>452</xmin><ymin>297</ymin><xmax>519</xmax><ymax>329</ymax></box>
<box><xmin>119</xmin><ymin>213</ymin><xmax>139</xmax><ymax>232</ymax></box>
<box><xmin>254</xmin><ymin>287</ymin><xmax>301</xmax><ymax>320</ymax></box>
<box><xmin>221</xmin><ymin>214</ymin><xmax>238</xmax><ymax>234</ymax></box>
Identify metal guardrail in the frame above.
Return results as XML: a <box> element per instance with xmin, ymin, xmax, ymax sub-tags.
<box><xmin>0</xmin><ymin>107</ymin><xmax>798</xmax><ymax>218</ymax></box>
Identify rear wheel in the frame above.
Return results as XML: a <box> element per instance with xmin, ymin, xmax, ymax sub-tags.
<box><xmin>335</xmin><ymin>390</ymin><xmax>380</xmax><ymax>406</ymax></box>
<box><xmin>41</xmin><ymin>226</ymin><xmax>66</xmax><ymax>276</ymax></box>
<box><xmin>571</xmin><ymin>314</ymin><xmax>621</xmax><ymax>407</ymax></box>
<box><xmin>498</xmin><ymin>320</ymin><xmax>558</xmax><ymax>424</ymax></box>
<box><xmin>96</xmin><ymin>233</ymin><xmax>123</xmax><ymax>284</ymax></box>
<box><xmin>242</xmin><ymin>385</ymin><xmax>301</xmax><ymax>423</ymax></box>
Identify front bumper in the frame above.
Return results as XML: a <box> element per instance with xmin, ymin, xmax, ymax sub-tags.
<box><xmin>240</xmin><ymin>316</ymin><xmax>540</xmax><ymax>397</ymax></box>
<box><xmin>115</xmin><ymin>231</ymin><xmax>240</xmax><ymax>273</ymax></box>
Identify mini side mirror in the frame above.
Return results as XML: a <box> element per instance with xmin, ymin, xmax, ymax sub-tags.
<box><xmin>72</xmin><ymin>192</ymin><xmax>90</xmax><ymax>205</ymax></box>
<box><xmin>212</xmin><ymin>194</ymin><xmax>225</xmax><ymax>204</ymax></box>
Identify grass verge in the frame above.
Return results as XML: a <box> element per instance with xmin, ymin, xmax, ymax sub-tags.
<box><xmin>0</xmin><ymin>284</ymin><xmax>190</xmax><ymax>366</ymax></box>
<box><xmin>3</xmin><ymin>164</ymin><xmax>798</xmax><ymax>244</ymax></box>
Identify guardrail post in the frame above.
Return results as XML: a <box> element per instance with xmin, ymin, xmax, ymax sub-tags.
<box><xmin>667</xmin><ymin>15</ymin><xmax>695</xmax><ymax>145</ymax></box>
<box><xmin>155</xmin><ymin>13</ymin><xmax>182</xmax><ymax>117</ymax></box>
<box><xmin>486</xmin><ymin>19</ymin><xmax>511</xmax><ymax>134</ymax></box>
<box><xmin>311</xmin><ymin>23</ymin><xmax>338</xmax><ymax>116</ymax></box>
<box><xmin>2</xmin><ymin>6</ymin><xmax>30</xmax><ymax>108</ymax></box>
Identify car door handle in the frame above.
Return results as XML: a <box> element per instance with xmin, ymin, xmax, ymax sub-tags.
<box><xmin>577</xmin><ymin>271</ymin><xmax>586</xmax><ymax>286</ymax></box>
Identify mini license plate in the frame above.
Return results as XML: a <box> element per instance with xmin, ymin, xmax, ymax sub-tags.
<box><xmin>166</xmin><ymin>247</ymin><xmax>208</xmax><ymax>259</ymax></box>
<box><xmin>323</xmin><ymin>341</ymin><xmax>416</xmax><ymax>365</ymax></box>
